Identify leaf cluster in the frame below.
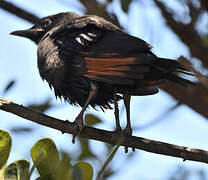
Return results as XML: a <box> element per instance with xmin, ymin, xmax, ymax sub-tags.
<box><xmin>0</xmin><ymin>129</ymin><xmax>93</xmax><ymax>180</ymax></box>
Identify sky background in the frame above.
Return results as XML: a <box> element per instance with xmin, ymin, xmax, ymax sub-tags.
<box><xmin>0</xmin><ymin>0</ymin><xmax>208</xmax><ymax>179</ymax></box>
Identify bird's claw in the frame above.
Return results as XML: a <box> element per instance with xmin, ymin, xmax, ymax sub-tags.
<box><xmin>122</xmin><ymin>127</ymin><xmax>133</xmax><ymax>153</ymax></box>
<box><xmin>114</xmin><ymin>126</ymin><xmax>122</xmax><ymax>134</ymax></box>
<box><xmin>122</xmin><ymin>127</ymin><xmax>132</xmax><ymax>137</ymax></box>
<box><xmin>72</xmin><ymin>115</ymin><xmax>85</xmax><ymax>144</ymax></box>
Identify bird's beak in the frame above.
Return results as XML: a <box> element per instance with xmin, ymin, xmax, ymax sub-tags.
<box><xmin>10</xmin><ymin>28</ymin><xmax>44</xmax><ymax>40</ymax></box>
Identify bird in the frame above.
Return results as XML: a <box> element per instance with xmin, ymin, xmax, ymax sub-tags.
<box><xmin>10</xmin><ymin>12</ymin><xmax>193</xmax><ymax>149</ymax></box>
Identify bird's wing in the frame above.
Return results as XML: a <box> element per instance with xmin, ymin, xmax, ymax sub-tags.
<box><xmin>52</xmin><ymin>15</ymin><xmax>156</xmax><ymax>86</ymax></box>
<box><xmin>82</xmin><ymin>52</ymin><xmax>154</xmax><ymax>85</ymax></box>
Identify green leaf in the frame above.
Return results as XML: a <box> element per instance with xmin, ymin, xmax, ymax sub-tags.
<box><xmin>84</xmin><ymin>114</ymin><xmax>102</xmax><ymax>126</ymax></box>
<box><xmin>31</xmin><ymin>138</ymin><xmax>59</xmax><ymax>177</ymax></box>
<box><xmin>55</xmin><ymin>152</ymin><xmax>73</xmax><ymax>180</ymax></box>
<box><xmin>3</xmin><ymin>160</ymin><xmax>29</xmax><ymax>180</ymax></box>
<box><xmin>0</xmin><ymin>164</ymin><xmax>7</xmax><ymax>180</ymax></box>
<box><xmin>74</xmin><ymin>162</ymin><xmax>93</xmax><ymax>180</ymax></box>
<box><xmin>121</xmin><ymin>0</ymin><xmax>132</xmax><ymax>12</ymax></box>
<box><xmin>72</xmin><ymin>165</ymin><xmax>81</xmax><ymax>180</ymax></box>
<box><xmin>0</xmin><ymin>129</ymin><xmax>12</xmax><ymax>169</ymax></box>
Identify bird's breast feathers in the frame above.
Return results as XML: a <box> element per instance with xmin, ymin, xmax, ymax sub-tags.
<box><xmin>37</xmin><ymin>37</ymin><xmax>65</xmax><ymax>84</ymax></box>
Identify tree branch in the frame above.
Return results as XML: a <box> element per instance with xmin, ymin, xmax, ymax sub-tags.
<box><xmin>200</xmin><ymin>0</ymin><xmax>208</xmax><ymax>11</ymax></box>
<box><xmin>154</xmin><ymin>0</ymin><xmax>208</xmax><ymax>68</ymax></box>
<box><xmin>159</xmin><ymin>83</ymin><xmax>208</xmax><ymax>119</ymax></box>
<box><xmin>79</xmin><ymin>0</ymin><xmax>121</xmax><ymax>27</ymax></box>
<box><xmin>1</xmin><ymin>97</ymin><xmax>208</xmax><ymax>164</ymax></box>
<box><xmin>0</xmin><ymin>0</ymin><xmax>39</xmax><ymax>24</ymax></box>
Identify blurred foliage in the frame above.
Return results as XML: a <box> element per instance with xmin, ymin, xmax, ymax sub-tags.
<box><xmin>0</xmin><ymin>129</ymin><xmax>94</xmax><ymax>180</ymax></box>
<box><xmin>3</xmin><ymin>160</ymin><xmax>30</xmax><ymax>180</ymax></box>
<box><xmin>31</xmin><ymin>138</ymin><xmax>60</xmax><ymax>177</ymax></box>
<box><xmin>121</xmin><ymin>0</ymin><xmax>132</xmax><ymax>12</ymax></box>
<box><xmin>84</xmin><ymin>114</ymin><xmax>102</xmax><ymax>126</ymax></box>
<box><xmin>74</xmin><ymin>162</ymin><xmax>93</xmax><ymax>180</ymax></box>
<box><xmin>2</xmin><ymin>79</ymin><xmax>16</xmax><ymax>95</ymax></box>
<box><xmin>77</xmin><ymin>138</ymin><xmax>97</xmax><ymax>160</ymax></box>
<box><xmin>27</xmin><ymin>98</ymin><xmax>54</xmax><ymax>113</ymax></box>
<box><xmin>10</xmin><ymin>127</ymin><xmax>34</xmax><ymax>134</ymax></box>
<box><xmin>0</xmin><ymin>129</ymin><xmax>11</xmax><ymax>170</ymax></box>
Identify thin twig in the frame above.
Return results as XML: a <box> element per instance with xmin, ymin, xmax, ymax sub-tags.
<box><xmin>154</xmin><ymin>0</ymin><xmax>208</xmax><ymax>68</ymax></box>
<box><xmin>97</xmin><ymin>138</ymin><xmax>123</xmax><ymax>180</ymax></box>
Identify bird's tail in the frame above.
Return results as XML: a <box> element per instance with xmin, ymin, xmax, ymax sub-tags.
<box><xmin>156</xmin><ymin>58</ymin><xmax>194</xmax><ymax>86</ymax></box>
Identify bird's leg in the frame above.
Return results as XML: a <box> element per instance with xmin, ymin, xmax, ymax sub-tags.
<box><xmin>113</xmin><ymin>89</ymin><xmax>121</xmax><ymax>132</ymax></box>
<box><xmin>72</xmin><ymin>83</ymin><xmax>98</xmax><ymax>143</ymax></box>
<box><xmin>123</xmin><ymin>92</ymin><xmax>133</xmax><ymax>153</ymax></box>
<box><xmin>123</xmin><ymin>93</ymin><xmax>132</xmax><ymax>136</ymax></box>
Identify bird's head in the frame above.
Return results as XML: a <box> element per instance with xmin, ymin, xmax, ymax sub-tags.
<box><xmin>10</xmin><ymin>12</ymin><xmax>80</xmax><ymax>44</ymax></box>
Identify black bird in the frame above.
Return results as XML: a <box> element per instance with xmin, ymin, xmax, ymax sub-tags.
<box><xmin>11</xmin><ymin>12</ymin><xmax>193</xmax><ymax>145</ymax></box>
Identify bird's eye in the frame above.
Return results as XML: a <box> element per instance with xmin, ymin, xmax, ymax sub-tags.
<box><xmin>41</xmin><ymin>19</ymin><xmax>52</xmax><ymax>27</ymax></box>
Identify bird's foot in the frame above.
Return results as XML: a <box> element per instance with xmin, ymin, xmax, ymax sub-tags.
<box><xmin>114</xmin><ymin>126</ymin><xmax>122</xmax><ymax>134</ymax></box>
<box><xmin>61</xmin><ymin>120</ymin><xmax>70</xmax><ymax>134</ymax></box>
<box><xmin>122</xmin><ymin>127</ymin><xmax>132</xmax><ymax>137</ymax></box>
<box><xmin>122</xmin><ymin>127</ymin><xmax>135</xmax><ymax>153</ymax></box>
<box><xmin>72</xmin><ymin>115</ymin><xmax>85</xmax><ymax>144</ymax></box>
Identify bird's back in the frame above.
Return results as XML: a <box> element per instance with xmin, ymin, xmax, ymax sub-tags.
<box><xmin>35</xmin><ymin>13</ymin><xmax>192</xmax><ymax>109</ymax></box>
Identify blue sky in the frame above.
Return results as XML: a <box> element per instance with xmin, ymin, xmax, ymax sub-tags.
<box><xmin>0</xmin><ymin>0</ymin><xmax>208</xmax><ymax>179</ymax></box>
